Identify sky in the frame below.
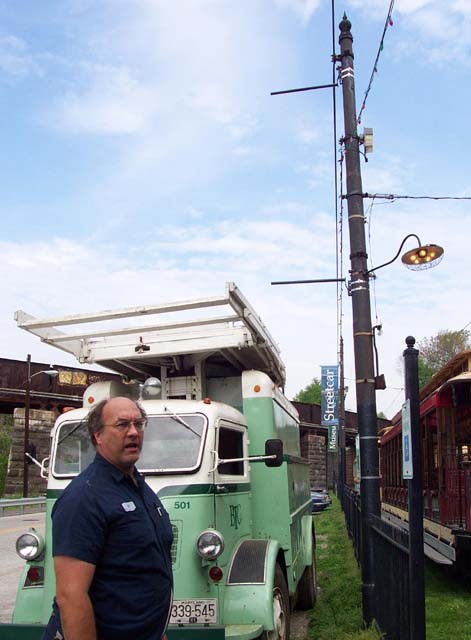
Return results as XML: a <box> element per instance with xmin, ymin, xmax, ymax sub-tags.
<box><xmin>0</xmin><ymin>0</ymin><xmax>469</xmax><ymax>419</ymax></box>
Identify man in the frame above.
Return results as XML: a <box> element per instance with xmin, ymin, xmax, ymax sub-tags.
<box><xmin>43</xmin><ymin>397</ymin><xmax>173</xmax><ymax>640</ymax></box>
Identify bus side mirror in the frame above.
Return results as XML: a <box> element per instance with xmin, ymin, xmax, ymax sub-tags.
<box><xmin>265</xmin><ymin>439</ymin><xmax>283</xmax><ymax>467</ymax></box>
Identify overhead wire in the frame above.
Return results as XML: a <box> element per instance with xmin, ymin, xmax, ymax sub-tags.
<box><xmin>357</xmin><ymin>0</ymin><xmax>395</xmax><ymax>125</ymax></box>
<box><xmin>332</xmin><ymin>0</ymin><xmax>343</xmax><ymax>360</ymax></box>
<box><xmin>365</xmin><ymin>196</ymin><xmax>382</xmax><ymax>329</ymax></box>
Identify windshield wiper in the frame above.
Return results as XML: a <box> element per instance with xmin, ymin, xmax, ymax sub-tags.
<box><xmin>57</xmin><ymin>419</ymin><xmax>87</xmax><ymax>446</ymax></box>
<box><xmin>163</xmin><ymin>407</ymin><xmax>202</xmax><ymax>438</ymax></box>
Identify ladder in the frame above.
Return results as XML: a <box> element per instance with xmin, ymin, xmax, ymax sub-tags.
<box><xmin>15</xmin><ymin>282</ymin><xmax>286</xmax><ymax>388</ymax></box>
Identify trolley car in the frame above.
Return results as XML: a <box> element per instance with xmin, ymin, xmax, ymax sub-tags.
<box><xmin>380</xmin><ymin>349</ymin><xmax>471</xmax><ymax>570</ymax></box>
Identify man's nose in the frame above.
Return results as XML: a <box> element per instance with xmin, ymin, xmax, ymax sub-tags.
<box><xmin>127</xmin><ymin>422</ymin><xmax>140</xmax><ymax>436</ymax></box>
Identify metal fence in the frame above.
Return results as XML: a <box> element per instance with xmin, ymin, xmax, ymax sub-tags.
<box><xmin>343</xmin><ymin>487</ymin><xmax>411</xmax><ymax>640</ymax></box>
<box><xmin>343</xmin><ymin>486</ymin><xmax>361</xmax><ymax>561</ymax></box>
<box><xmin>0</xmin><ymin>497</ymin><xmax>46</xmax><ymax>517</ymax></box>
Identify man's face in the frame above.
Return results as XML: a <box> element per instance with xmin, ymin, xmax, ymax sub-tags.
<box><xmin>94</xmin><ymin>397</ymin><xmax>145</xmax><ymax>474</ymax></box>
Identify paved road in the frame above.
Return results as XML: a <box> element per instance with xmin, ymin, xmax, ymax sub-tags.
<box><xmin>0</xmin><ymin>511</ymin><xmax>46</xmax><ymax>624</ymax></box>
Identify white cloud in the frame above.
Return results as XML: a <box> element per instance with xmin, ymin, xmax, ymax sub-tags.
<box><xmin>275</xmin><ymin>0</ymin><xmax>323</xmax><ymax>23</ymax></box>
<box><xmin>232</xmin><ymin>146</ymin><xmax>254</xmax><ymax>157</ymax></box>
<box><xmin>44</xmin><ymin>64</ymin><xmax>156</xmax><ymax>134</ymax></box>
<box><xmin>2</xmin><ymin>191</ymin><xmax>469</xmax><ymax>420</ymax></box>
<box><xmin>347</xmin><ymin>0</ymin><xmax>471</xmax><ymax>62</ymax></box>
<box><xmin>296</xmin><ymin>126</ymin><xmax>321</xmax><ymax>143</ymax></box>
<box><xmin>0</xmin><ymin>35</ymin><xmax>43</xmax><ymax>77</ymax></box>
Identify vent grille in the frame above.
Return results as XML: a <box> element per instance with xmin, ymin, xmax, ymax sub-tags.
<box><xmin>228</xmin><ymin>540</ymin><xmax>268</xmax><ymax>584</ymax></box>
<box><xmin>171</xmin><ymin>524</ymin><xmax>179</xmax><ymax>565</ymax></box>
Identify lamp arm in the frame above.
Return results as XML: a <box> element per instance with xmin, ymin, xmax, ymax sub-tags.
<box><xmin>19</xmin><ymin>369</ymin><xmax>59</xmax><ymax>387</ymax></box>
<box><xmin>367</xmin><ymin>233</ymin><xmax>422</xmax><ymax>274</ymax></box>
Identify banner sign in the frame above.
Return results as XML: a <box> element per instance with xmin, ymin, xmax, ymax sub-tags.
<box><xmin>321</xmin><ymin>365</ymin><xmax>339</xmax><ymax>451</ymax></box>
<box><xmin>402</xmin><ymin>399</ymin><xmax>413</xmax><ymax>479</ymax></box>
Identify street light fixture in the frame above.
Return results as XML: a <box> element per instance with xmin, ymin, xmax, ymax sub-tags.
<box><xmin>22</xmin><ymin>354</ymin><xmax>59</xmax><ymax>497</ymax></box>
<box><xmin>368</xmin><ymin>234</ymin><xmax>444</xmax><ymax>274</ymax></box>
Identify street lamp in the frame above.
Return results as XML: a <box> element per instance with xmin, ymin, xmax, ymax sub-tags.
<box><xmin>271</xmin><ymin>232</ymin><xmax>444</xmax><ymax>506</ymax></box>
<box><xmin>22</xmin><ymin>354</ymin><xmax>59</xmax><ymax>497</ymax></box>
<box><xmin>368</xmin><ymin>234</ymin><xmax>444</xmax><ymax>274</ymax></box>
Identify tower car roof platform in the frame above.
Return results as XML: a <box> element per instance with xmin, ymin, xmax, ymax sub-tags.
<box><xmin>15</xmin><ymin>282</ymin><xmax>286</xmax><ymax>389</ymax></box>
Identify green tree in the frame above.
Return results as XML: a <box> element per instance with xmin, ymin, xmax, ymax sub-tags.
<box><xmin>0</xmin><ymin>415</ymin><xmax>13</xmax><ymax>496</ymax></box>
<box><xmin>293</xmin><ymin>378</ymin><xmax>322</xmax><ymax>404</ymax></box>
<box><xmin>418</xmin><ymin>359</ymin><xmax>435</xmax><ymax>389</ymax></box>
<box><xmin>417</xmin><ymin>328</ymin><xmax>470</xmax><ymax>388</ymax></box>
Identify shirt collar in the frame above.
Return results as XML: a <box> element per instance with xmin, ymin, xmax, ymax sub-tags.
<box><xmin>94</xmin><ymin>452</ymin><xmax>143</xmax><ymax>485</ymax></box>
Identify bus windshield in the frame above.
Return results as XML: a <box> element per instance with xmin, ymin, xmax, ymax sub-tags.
<box><xmin>53</xmin><ymin>413</ymin><xmax>207</xmax><ymax>477</ymax></box>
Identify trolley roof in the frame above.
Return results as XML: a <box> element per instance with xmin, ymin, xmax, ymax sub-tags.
<box><xmin>15</xmin><ymin>282</ymin><xmax>286</xmax><ymax>387</ymax></box>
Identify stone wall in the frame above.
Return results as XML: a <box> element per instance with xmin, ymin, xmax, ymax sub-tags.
<box><xmin>4</xmin><ymin>408</ymin><xmax>56</xmax><ymax>496</ymax></box>
<box><xmin>346</xmin><ymin>446</ymin><xmax>355</xmax><ymax>487</ymax></box>
<box><xmin>300</xmin><ymin>432</ymin><xmax>327</xmax><ymax>489</ymax></box>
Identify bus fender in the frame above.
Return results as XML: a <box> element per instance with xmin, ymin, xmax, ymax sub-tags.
<box><xmin>223</xmin><ymin>538</ymin><xmax>281</xmax><ymax>628</ymax></box>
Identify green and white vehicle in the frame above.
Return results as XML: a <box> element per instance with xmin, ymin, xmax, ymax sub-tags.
<box><xmin>6</xmin><ymin>283</ymin><xmax>316</xmax><ymax>640</ymax></box>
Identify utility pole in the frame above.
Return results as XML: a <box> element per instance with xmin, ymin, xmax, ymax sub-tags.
<box><xmin>23</xmin><ymin>353</ymin><xmax>31</xmax><ymax>498</ymax></box>
<box><xmin>338</xmin><ymin>14</ymin><xmax>380</xmax><ymax>624</ymax></box>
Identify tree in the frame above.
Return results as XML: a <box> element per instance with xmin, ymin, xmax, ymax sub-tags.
<box><xmin>293</xmin><ymin>378</ymin><xmax>322</xmax><ymax>404</ymax></box>
<box><xmin>0</xmin><ymin>415</ymin><xmax>13</xmax><ymax>497</ymax></box>
<box><xmin>417</xmin><ymin>359</ymin><xmax>435</xmax><ymax>389</ymax></box>
<box><xmin>417</xmin><ymin>328</ymin><xmax>470</xmax><ymax>387</ymax></box>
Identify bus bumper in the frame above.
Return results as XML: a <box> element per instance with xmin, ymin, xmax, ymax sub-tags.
<box><xmin>0</xmin><ymin>623</ymin><xmax>265</xmax><ymax>640</ymax></box>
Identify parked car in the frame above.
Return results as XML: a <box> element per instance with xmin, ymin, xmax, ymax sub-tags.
<box><xmin>311</xmin><ymin>489</ymin><xmax>332</xmax><ymax>513</ymax></box>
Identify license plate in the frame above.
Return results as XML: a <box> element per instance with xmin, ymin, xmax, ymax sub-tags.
<box><xmin>170</xmin><ymin>599</ymin><xmax>217</xmax><ymax>624</ymax></box>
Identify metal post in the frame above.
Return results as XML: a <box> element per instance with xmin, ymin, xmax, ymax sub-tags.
<box><xmin>23</xmin><ymin>354</ymin><xmax>31</xmax><ymax>498</ymax></box>
<box><xmin>403</xmin><ymin>336</ymin><xmax>426</xmax><ymax>640</ymax></box>
<box><xmin>338</xmin><ymin>14</ymin><xmax>380</xmax><ymax>624</ymax></box>
<box><xmin>338</xmin><ymin>336</ymin><xmax>346</xmax><ymax>504</ymax></box>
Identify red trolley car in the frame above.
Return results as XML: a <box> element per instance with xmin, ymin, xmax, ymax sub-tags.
<box><xmin>380</xmin><ymin>350</ymin><xmax>471</xmax><ymax>569</ymax></box>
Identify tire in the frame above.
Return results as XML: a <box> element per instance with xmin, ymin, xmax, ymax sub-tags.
<box><xmin>296</xmin><ymin>536</ymin><xmax>317</xmax><ymax>610</ymax></box>
<box><xmin>262</xmin><ymin>563</ymin><xmax>291</xmax><ymax>640</ymax></box>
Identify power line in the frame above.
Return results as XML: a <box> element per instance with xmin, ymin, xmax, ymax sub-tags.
<box><xmin>357</xmin><ymin>0</ymin><xmax>395</xmax><ymax>125</ymax></box>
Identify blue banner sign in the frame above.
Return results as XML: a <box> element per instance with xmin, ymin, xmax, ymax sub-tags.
<box><xmin>321</xmin><ymin>366</ymin><xmax>339</xmax><ymax>452</ymax></box>
<box><xmin>402</xmin><ymin>399</ymin><xmax>413</xmax><ymax>479</ymax></box>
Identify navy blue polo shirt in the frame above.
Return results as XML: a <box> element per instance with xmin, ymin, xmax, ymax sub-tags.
<box><xmin>50</xmin><ymin>453</ymin><xmax>173</xmax><ymax>640</ymax></box>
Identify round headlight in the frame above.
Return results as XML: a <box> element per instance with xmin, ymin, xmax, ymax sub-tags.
<box><xmin>196</xmin><ymin>529</ymin><xmax>224</xmax><ymax>560</ymax></box>
<box><xmin>16</xmin><ymin>531</ymin><xmax>44</xmax><ymax>560</ymax></box>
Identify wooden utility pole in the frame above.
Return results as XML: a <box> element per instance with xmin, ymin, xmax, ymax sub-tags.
<box><xmin>338</xmin><ymin>14</ymin><xmax>381</xmax><ymax>624</ymax></box>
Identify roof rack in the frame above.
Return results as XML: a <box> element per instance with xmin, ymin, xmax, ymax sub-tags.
<box><xmin>15</xmin><ymin>282</ymin><xmax>286</xmax><ymax>387</ymax></box>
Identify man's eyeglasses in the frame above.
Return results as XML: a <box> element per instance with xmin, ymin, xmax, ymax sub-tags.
<box><xmin>103</xmin><ymin>418</ymin><xmax>148</xmax><ymax>432</ymax></box>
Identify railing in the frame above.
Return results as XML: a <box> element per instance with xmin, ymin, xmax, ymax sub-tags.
<box><xmin>342</xmin><ymin>485</ymin><xmax>411</xmax><ymax>640</ymax></box>
<box><xmin>0</xmin><ymin>497</ymin><xmax>46</xmax><ymax>517</ymax></box>
<box><xmin>343</xmin><ymin>485</ymin><xmax>361</xmax><ymax>561</ymax></box>
<box><xmin>370</xmin><ymin>515</ymin><xmax>410</xmax><ymax>640</ymax></box>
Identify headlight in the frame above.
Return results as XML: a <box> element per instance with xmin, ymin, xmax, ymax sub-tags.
<box><xmin>16</xmin><ymin>530</ymin><xmax>45</xmax><ymax>560</ymax></box>
<box><xmin>196</xmin><ymin>529</ymin><xmax>224</xmax><ymax>560</ymax></box>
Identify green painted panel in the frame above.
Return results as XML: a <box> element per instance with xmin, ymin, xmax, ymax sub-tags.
<box><xmin>0</xmin><ymin>625</ymin><xmax>225</xmax><ymax>640</ymax></box>
<box><xmin>48</xmin><ymin>484</ymin><xmax>250</xmax><ymax>499</ymax></box>
<box><xmin>0</xmin><ymin>624</ymin><xmax>45</xmax><ymax>640</ymax></box>
<box><xmin>46</xmin><ymin>489</ymin><xmax>62</xmax><ymax>498</ymax></box>
<box><xmin>167</xmin><ymin>626</ymin><xmax>225</xmax><ymax>639</ymax></box>
<box><xmin>159</xmin><ymin>483</ymin><xmax>250</xmax><ymax>497</ymax></box>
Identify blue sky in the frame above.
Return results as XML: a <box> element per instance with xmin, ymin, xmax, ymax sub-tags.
<box><xmin>1</xmin><ymin>0</ymin><xmax>470</xmax><ymax>418</ymax></box>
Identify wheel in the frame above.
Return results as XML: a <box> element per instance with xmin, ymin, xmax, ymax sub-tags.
<box><xmin>295</xmin><ymin>533</ymin><xmax>317</xmax><ymax>610</ymax></box>
<box><xmin>262</xmin><ymin>563</ymin><xmax>290</xmax><ymax>640</ymax></box>
<box><xmin>295</xmin><ymin>556</ymin><xmax>317</xmax><ymax>610</ymax></box>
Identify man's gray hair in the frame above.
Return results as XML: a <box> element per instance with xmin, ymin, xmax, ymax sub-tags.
<box><xmin>86</xmin><ymin>398</ymin><xmax>147</xmax><ymax>446</ymax></box>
